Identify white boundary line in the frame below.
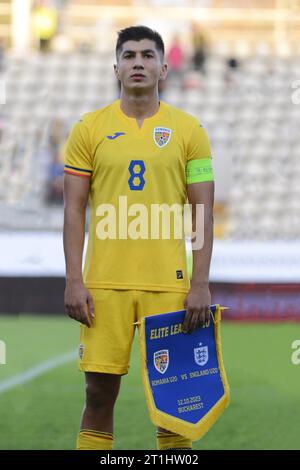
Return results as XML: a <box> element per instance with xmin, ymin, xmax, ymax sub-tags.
<box><xmin>0</xmin><ymin>350</ymin><xmax>77</xmax><ymax>394</ymax></box>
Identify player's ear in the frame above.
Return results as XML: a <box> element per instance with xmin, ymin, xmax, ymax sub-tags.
<box><xmin>113</xmin><ymin>64</ymin><xmax>119</xmax><ymax>80</ymax></box>
<box><xmin>160</xmin><ymin>63</ymin><xmax>168</xmax><ymax>81</ymax></box>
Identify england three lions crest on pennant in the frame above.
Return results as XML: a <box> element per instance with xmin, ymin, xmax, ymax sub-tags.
<box><xmin>194</xmin><ymin>344</ymin><xmax>209</xmax><ymax>367</ymax></box>
<box><xmin>154</xmin><ymin>349</ymin><xmax>169</xmax><ymax>374</ymax></box>
<box><xmin>153</xmin><ymin>127</ymin><xmax>172</xmax><ymax>148</ymax></box>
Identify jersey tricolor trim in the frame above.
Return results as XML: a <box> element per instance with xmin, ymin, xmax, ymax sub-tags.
<box><xmin>64</xmin><ymin>164</ymin><xmax>92</xmax><ymax>178</ymax></box>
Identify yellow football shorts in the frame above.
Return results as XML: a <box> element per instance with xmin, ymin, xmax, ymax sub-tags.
<box><xmin>78</xmin><ymin>289</ymin><xmax>187</xmax><ymax>375</ymax></box>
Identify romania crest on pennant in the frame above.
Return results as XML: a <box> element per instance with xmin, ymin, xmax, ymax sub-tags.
<box><xmin>154</xmin><ymin>349</ymin><xmax>169</xmax><ymax>374</ymax></box>
<box><xmin>153</xmin><ymin>127</ymin><xmax>172</xmax><ymax>148</ymax></box>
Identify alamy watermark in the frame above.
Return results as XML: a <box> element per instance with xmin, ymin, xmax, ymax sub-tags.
<box><xmin>94</xmin><ymin>197</ymin><xmax>205</xmax><ymax>250</ymax></box>
<box><xmin>0</xmin><ymin>340</ymin><xmax>6</xmax><ymax>365</ymax></box>
<box><xmin>0</xmin><ymin>80</ymin><xmax>5</xmax><ymax>104</ymax></box>
<box><xmin>291</xmin><ymin>80</ymin><xmax>300</xmax><ymax>104</ymax></box>
<box><xmin>291</xmin><ymin>340</ymin><xmax>300</xmax><ymax>365</ymax></box>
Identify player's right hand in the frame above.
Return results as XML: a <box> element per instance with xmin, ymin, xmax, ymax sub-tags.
<box><xmin>64</xmin><ymin>280</ymin><xmax>95</xmax><ymax>328</ymax></box>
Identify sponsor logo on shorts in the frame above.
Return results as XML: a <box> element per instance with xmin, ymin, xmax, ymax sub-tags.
<box><xmin>79</xmin><ymin>343</ymin><xmax>84</xmax><ymax>360</ymax></box>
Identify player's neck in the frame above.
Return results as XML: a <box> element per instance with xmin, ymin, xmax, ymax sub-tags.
<box><xmin>119</xmin><ymin>92</ymin><xmax>160</xmax><ymax>120</ymax></box>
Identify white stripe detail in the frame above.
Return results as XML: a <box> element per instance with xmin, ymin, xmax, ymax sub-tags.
<box><xmin>0</xmin><ymin>350</ymin><xmax>77</xmax><ymax>394</ymax></box>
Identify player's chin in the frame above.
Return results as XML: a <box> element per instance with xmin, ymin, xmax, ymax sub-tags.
<box><xmin>127</xmin><ymin>80</ymin><xmax>147</xmax><ymax>88</ymax></box>
<box><xmin>127</xmin><ymin>84</ymin><xmax>151</xmax><ymax>94</ymax></box>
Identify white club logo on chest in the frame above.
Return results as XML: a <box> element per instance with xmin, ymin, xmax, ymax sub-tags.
<box><xmin>153</xmin><ymin>127</ymin><xmax>172</xmax><ymax>148</ymax></box>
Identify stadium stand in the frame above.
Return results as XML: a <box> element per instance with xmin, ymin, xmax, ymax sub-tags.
<box><xmin>0</xmin><ymin>1</ymin><xmax>299</xmax><ymax>321</ymax></box>
<box><xmin>1</xmin><ymin>44</ymin><xmax>299</xmax><ymax>239</ymax></box>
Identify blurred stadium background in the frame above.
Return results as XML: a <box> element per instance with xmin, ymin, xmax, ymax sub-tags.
<box><xmin>0</xmin><ymin>0</ymin><xmax>300</xmax><ymax>450</ymax></box>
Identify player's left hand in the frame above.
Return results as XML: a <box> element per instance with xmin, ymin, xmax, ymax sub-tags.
<box><xmin>182</xmin><ymin>284</ymin><xmax>211</xmax><ymax>334</ymax></box>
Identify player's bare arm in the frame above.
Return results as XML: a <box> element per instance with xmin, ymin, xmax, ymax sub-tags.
<box><xmin>183</xmin><ymin>181</ymin><xmax>214</xmax><ymax>334</ymax></box>
<box><xmin>63</xmin><ymin>173</ymin><xmax>95</xmax><ymax>327</ymax></box>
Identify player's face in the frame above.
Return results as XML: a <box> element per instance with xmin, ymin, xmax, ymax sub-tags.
<box><xmin>114</xmin><ymin>39</ymin><xmax>167</xmax><ymax>91</ymax></box>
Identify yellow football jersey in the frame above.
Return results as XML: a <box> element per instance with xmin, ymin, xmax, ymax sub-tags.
<box><xmin>64</xmin><ymin>99</ymin><xmax>213</xmax><ymax>293</ymax></box>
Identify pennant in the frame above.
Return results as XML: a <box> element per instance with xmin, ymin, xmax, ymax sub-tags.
<box><xmin>138</xmin><ymin>304</ymin><xmax>230</xmax><ymax>441</ymax></box>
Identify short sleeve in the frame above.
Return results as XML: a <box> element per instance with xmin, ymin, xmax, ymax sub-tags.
<box><xmin>187</xmin><ymin>122</ymin><xmax>212</xmax><ymax>162</ymax></box>
<box><xmin>64</xmin><ymin>118</ymin><xmax>93</xmax><ymax>178</ymax></box>
<box><xmin>186</xmin><ymin>122</ymin><xmax>214</xmax><ymax>184</ymax></box>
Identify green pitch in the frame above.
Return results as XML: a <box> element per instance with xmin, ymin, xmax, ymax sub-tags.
<box><xmin>0</xmin><ymin>315</ymin><xmax>299</xmax><ymax>450</ymax></box>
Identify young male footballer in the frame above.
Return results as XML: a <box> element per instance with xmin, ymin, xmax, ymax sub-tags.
<box><xmin>63</xmin><ymin>25</ymin><xmax>214</xmax><ymax>450</ymax></box>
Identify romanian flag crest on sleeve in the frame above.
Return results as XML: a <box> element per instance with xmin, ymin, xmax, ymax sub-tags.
<box><xmin>138</xmin><ymin>304</ymin><xmax>230</xmax><ymax>441</ymax></box>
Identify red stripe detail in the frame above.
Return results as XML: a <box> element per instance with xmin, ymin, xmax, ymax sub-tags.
<box><xmin>64</xmin><ymin>169</ymin><xmax>91</xmax><ymax>178</ymax></box>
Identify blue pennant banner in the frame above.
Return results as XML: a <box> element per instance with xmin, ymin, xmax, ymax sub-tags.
<box><xmin>138</xmin><ymin>304</ymin><xmax>230</xmax><ymax>441</ymax></box>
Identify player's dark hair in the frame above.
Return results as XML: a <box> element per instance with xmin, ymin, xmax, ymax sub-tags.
<box><xmin>116</xmin><ymin>25</ymin><xmax>165</xmax><ymax>61</ymax></box>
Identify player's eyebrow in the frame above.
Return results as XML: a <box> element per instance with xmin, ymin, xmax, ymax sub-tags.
<box><xmin>122</xmin><ymin>49</ymin><xmax>156</xmax><ymax>56</ymax></box>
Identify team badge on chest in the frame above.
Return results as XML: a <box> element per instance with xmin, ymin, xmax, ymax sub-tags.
<box><xmin>153</xmin><ymin>127</ymin><xmax>172</xmax><ymax>148</ymax></box>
